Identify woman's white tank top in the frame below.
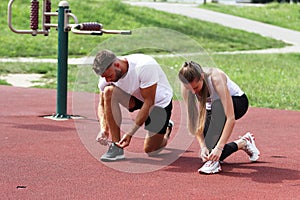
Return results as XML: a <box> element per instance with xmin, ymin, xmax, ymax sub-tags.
<box><xmin>206</xmin><ymin>75</ymin><xmax>244</xmax><ymax>110</ymax></box>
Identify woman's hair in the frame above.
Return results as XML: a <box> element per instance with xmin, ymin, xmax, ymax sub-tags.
<box><xmin>178</xmin><ymin>61</ymin><xmax>209</xmax><ymax>136</ymax></box>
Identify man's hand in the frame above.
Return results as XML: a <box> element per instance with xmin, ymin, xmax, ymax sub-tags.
<box><xmin>117</xmin><ymin>134</ymin><xmax>132</xmax><ymax>148</ymax></box>
<box><xmin>96</xmin><ymin>130</ymin><xmax>109</xmax><ymax>146</ymax></box>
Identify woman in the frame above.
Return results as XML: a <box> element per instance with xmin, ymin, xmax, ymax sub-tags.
<box><xmin>178</xmin><ymin>61</ymin><xmax>260</xmax><ymax>174</ymax></box>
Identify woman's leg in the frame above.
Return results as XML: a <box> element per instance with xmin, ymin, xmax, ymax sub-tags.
<box><xmin>232</xmin><ymin>94</ymin><xmax>249</xmax><ymax>120</ymax></box>
<box><xmin>204</xmin><ymin>95</ymin><xmax>249</xmax><ymax>160</ymax></box>
<box><xmin>204</xmin><ymin>100</ymin><xmax>226</xmax><ymax>151</ymax></box>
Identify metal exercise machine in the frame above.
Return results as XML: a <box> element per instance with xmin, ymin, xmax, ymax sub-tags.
<box><xmin>8</xmin><ymin>0</ymin><xmax>131</xmax><ymax>119</ymax></box>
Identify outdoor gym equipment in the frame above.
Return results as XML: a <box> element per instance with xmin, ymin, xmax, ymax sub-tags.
<box><xmin>7</xmin><ymin>0</ymin><xmax>131</xmax><ymax>119</ymax></box>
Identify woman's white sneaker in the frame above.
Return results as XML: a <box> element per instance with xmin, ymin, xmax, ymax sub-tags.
<box><xmin>198</xmin><ymin>160</ymin><xmax>222</xmax><ymax>174</ymax></box>
<box><xmin>241</xmin><ymin>132</ymin><xmax>260</xmax><ymax>162</ymax></box>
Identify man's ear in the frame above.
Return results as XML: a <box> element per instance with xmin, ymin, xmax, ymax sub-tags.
<box><xmin>114</xmin><ymin>62</ymin><xmax>120</xmax><ymax>69</ymax></box>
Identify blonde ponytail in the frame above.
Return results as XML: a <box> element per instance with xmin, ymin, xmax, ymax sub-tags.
<box><xmin>179</xmin><ymin>61</ymin><xmax>209</xmax><ymax>136</ymax></box>
<box><xmin>186</xmin><ymin>91</ymin><xmax>199</xmax><ymax>135</ymax></box>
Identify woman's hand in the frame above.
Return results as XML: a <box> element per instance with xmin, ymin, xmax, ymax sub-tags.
<box><xmin>208</xmin><ymin>147</ymin><xmax>223</xmax><ymax>161</ymax></box>
<box><xmin>200</xmin><ymin>146</ymin><xmax>209</xmax><ymax>162</ymax></box>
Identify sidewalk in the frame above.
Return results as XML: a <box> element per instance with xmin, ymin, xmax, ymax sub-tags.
<box><xmin>125</xmin><ymin>1</ymin><xmax>300</xmax><ymax>53</ymax></box>
<box><xmin>1</xmin><ymin>2</ymin><xmax>300</xmax><ymax>67</ymax></box>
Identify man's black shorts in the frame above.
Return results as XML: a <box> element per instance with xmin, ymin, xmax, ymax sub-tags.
<box><xmin>129</xmin><ymin>97</ymin><xmax>173</xmax><ymax>134</ymax></box>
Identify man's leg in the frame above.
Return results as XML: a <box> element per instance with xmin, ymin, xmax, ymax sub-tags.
<box><xmin>143</xmin><ymin>102</ymin><xmax>173</xmax><ymax>155</ymax></box>
<box><xmin>100</xmin><ymin>86</ymin><xmax>135</xmax><ymax>161</ymax></box>
<box><xmin>102</xmin><ymin>85</ymin><xmax>133</xmax><ymax>142</ymax></box>
<box><xmin>144</xmin><ymin>132</ymin><xmax>168</xmax><ymax>154</ymax></box>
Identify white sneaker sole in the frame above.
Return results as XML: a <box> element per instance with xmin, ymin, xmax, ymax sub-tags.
<box><xmin>100</xmin><ymin>154</ymin><xmax>125</xmax><ymax>162</ymax></box>
<box><xmin>198</xmin><ymin>167</ymin><xmax>222</xmax><ymax>174</ymax></box>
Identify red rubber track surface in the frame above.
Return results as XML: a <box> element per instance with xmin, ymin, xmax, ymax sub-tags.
<box><xmin>1</xmin><ymin>85</ymin><xmax>299</xmax><ymax>199</ymax></box>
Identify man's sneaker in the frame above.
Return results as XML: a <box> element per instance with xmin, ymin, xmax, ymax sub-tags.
<box><xmin>165</xmin><ymin>120</ymin><xmax>174</xmax><ymax>139</ymax></box>
<box><xmin>100</xmin><ymin>143</ymin><xmax>125</xmax><ymax>162</ymax></box>
<box><xmin>241</xmin><ymin>132</ymin><xmax>260</xmax><ymax>162</ymax></box>
<box><xmin>198</xmin><ymin>161</ymin><xmax>222</xmax><ymax>174</ymax></box>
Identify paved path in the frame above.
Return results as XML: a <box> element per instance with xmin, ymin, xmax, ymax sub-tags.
<box><xmin>125</xmin><ymin>1</ymin><xmax>300</xmax><ymax>53</ymax></box>
<box><xmin>1</xmin><ymin>2</ymin><xmax>300</xmax><ymax>67</ymax></box>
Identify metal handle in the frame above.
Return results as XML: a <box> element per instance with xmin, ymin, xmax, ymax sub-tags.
<box><xmin>71</xmin><ymin>22</ymin><xmax>131</xmax><ymax>36</ymax></box>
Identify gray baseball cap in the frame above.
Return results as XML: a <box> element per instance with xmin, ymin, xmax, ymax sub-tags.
<box><xmin>93</xmin><ymin>50</ymin><xmax>117</xmax><ymax>75</ymax></box>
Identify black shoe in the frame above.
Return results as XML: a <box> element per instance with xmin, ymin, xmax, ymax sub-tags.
<box><xmin>166</xmin><ymin>120</ymin><xmax>174</xmax><ymax>139</ymax></box>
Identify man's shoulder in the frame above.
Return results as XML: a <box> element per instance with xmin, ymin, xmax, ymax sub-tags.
<box><xmin>126</xmin><ymin>54</ymin><xmax>155</xmax><ymax>63</ymax></box>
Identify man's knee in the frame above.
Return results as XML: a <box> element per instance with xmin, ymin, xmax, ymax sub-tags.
<box><xmin>143</xmin><ymin>133</ymin><xmax>165</xmax><ymax>154</ymax></box>
<box><xmin>102</xmin><ymin>85</ymin><xmax>115</xmax><ymax>101</ymax></box>
<box><xmin>144</xmin><ymin>146</ymin><xmax>155</xmax><ymax>154</ymax></box>
<box><xmin>144</xmin><ymin>139</ymin><xmax>157</xmax><ymax>153</ymax></box>
<box><xmin>144</xmin><ymin>145</ymin><xmax>165</xmax><ymax>157</ymax></box>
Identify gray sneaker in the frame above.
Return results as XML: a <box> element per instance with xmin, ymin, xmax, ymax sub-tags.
<box><xmin>100</xmin><ymin>143</ymin><xmax>125</xmax><ymax>162</ymax></box>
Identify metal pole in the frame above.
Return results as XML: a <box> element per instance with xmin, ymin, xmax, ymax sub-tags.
<box><xmin>56</xmin><ymin>1</ymin><xmax>69</xmax><ymax>118</ymax></box>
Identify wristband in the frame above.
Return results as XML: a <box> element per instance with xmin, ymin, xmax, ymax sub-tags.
<box><xmin>127</xmin><ymin>124</ymin><xmax>140</xmax><ymax>136</ymax></box>
<box><xmin>216</xmin><ymin>146</ymin><xmax>224</xmax><ymax>151</ymax></box>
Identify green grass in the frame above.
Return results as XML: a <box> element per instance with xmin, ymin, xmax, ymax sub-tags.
<box><xmin>1</xmin><ymin>53</ymin><xmax>299</xmax><ymax>110</ymax></box>
<box><xmin>0</xmin><ymin>79</ymin><xmax>11</xmax><ymax>86</ymax></box>
<box><xmin>200</xmin><ymin>2</ymin><xmax>300</xmax><ymax>31</ymax></box>
<box><xmin>0</xmin><ymin>0</ymin><xmax>286</xmax><ymax>57</ymax></box>
<box><xmin>156</xmin><ymin>53</ymin><xmax>300</xmax><ymax>110</ymax></box>
<box><xmin>211</xmin><ymin>53</ymin><xmax>300</xmax><ymax>110</ymax></box>
<box><xmin>1</xmin><ymin>0</ymin><xmax>299</xmax><ymax>111</ymax></box>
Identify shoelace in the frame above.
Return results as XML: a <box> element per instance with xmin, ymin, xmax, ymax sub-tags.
<box><xmin>204</xmin><ymin>160</ymin><xmax>215</xmax><ymax>167</ymax></box>
<box><xmin>107</xmin><ymin>143</ymin><xmax>117</xmax><ymax>153</ymax></box>
<box><xmin>104</xmin><ymin>140</ymin><xmax>113</xmax><ymax>146</ymax></box>
<box><xmin>96</xmin><ymin>133</ymin><xmax>113</xmax><ymax>146</ymax></box>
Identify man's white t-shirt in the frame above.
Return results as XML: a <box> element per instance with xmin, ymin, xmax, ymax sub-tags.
<box><xmin>98</xmin><ymin>54</ymin><xmax>173</xmax><ymax>108</ymax></box>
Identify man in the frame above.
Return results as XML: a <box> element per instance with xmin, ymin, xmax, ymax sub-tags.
<box><xmin>93</xmin><ymin>49</ymin><xmax>174</xmax><ymax>162</ymax></box>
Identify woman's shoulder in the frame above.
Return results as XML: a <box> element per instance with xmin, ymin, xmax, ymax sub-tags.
<box><xmin>209</xmin><ymin>68</ymin><xmax>228</xmax><ymax>84</ymax></box>
<box><xmin>204</xmin><ymin>67</ymin><xmax>226</xmax><ymax>77</ymax></box>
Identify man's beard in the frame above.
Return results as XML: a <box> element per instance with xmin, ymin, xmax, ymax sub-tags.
<box><xmin>113</xmin><ymin>68</ymin><xmax>123</xmax><ymax>82</ymax></box>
